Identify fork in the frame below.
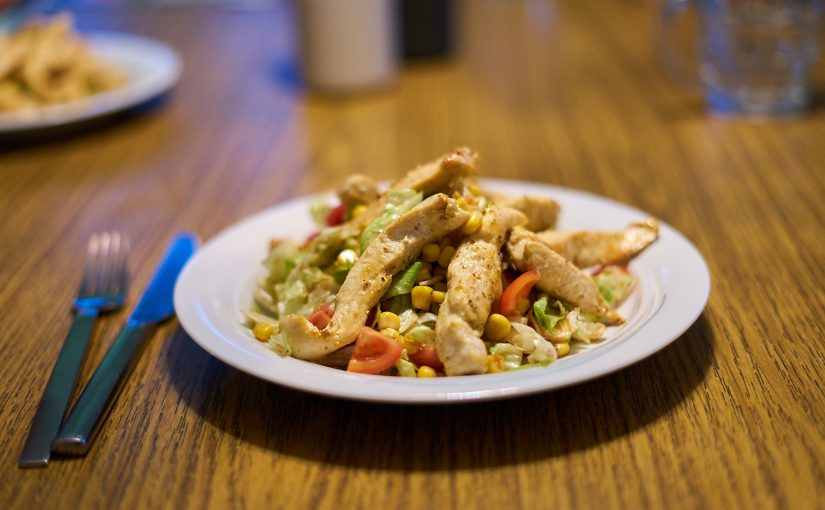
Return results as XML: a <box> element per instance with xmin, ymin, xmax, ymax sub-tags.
<box><xmin>19</xmin><ymin>232</ymin><xmax>129</xmax><ymax>468</ymax></box>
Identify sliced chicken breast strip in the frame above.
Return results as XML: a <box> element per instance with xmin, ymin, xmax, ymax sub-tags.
<box><xmin>311</xmin><ymin>147</ymin><xmax>479</xmax><ymax>254</ymax></box>
<box><xmin>282</xmin><ymin>194</ymin><xmax>470</xmax><ymax>360</ymax></box>
<box><xmin>497</xmin><ymin>195</ymin><xmax>560</xmax><ymax>231</ymax></box>
<box><xmin>436</xmin><ymin>207</ymin><xmax>527</xmax><ymax>375</ymax></box>
<box><xmin>507</xmin><ymin>229</ymin><xmax>623</xmax><ymax>324</ymax></box>
<box><xmin>536</xmin><ymin>218</ymin><xmax>659</xmax><ymax>268</ymax></box>
<box><xmin>336</xmin><ymin>174</ymin><xmax>380</xmax><ymax>207</ymax></box>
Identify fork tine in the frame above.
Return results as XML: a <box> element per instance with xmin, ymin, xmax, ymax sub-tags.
<box><xmin>79</xmin><ymin>233</ymin><xmax>100</xmax><ymax>297</ymax></box>
<box><xmin>106</xmin><ymin>232</ymin><xmax>129</xmax><ymax>295</ymax></box>
<box><xmin>95</xmin><ymin>232</ymin><xmax>113</xmax><ymax>296</ymax></box>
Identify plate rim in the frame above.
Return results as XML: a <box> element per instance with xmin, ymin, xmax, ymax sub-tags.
<box><xmin>0</xmin><ymin>30</ymin><xmax>182</xmax><ymax>133</ymax></box>
<box><xmin>174</xmin><ymin>179</ymin><xmax>711</xmax><ymax>403</ymax></box>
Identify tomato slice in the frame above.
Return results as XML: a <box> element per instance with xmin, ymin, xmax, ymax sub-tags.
<box><xmin>326</xmin><ymin>203</ymin><xmax>347</xmax><ymax>226</ymax></box>
<box><xmin>499</xmin><ymin>269</ymin><xmax>540</xmax><ymax>317</ymax></box>
<box><xmin>409</xmin><ymin>344</ymin><xmax>444</xmax><ymax>372</ymax></box>
<box><xmin>308</xmin><ymin>303</ymin><xmax>334</xmax><ymax>329</ymax></box>
<box><xmin>347</xmin><ymin>327</ymin><xmax>403</xmax><ymax>374</ymax></box>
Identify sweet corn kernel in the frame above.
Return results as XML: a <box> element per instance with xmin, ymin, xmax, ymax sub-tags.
<box><xmin>468</xmin><ymin>184</ymin><xmax>481</xmax><ymax>195</ymax></box>
<box><xmin>556</xmin><ymin>342</ymin><xmax>570</xmax><ymax>357</ymax></box>
<box><xmin>438</xmin><ymin>246</ymin><xmax>456</xmax><ymax>267</ymax></box>
<box><xmin>487</xmin><ymin>354</ymin><xmax>505</xmax><ymax>373</ymax></box>
<box><xmin>484</xmin><ymin>313</ymin><xmax>511</xmax><ymax>341</ymax></box>
<box><xmin>411</xmin><ymin>286</ymin><xmax>433</xmax><ymax>310</ymax></box>
<box><xmin>380</xmin><ymin>328</ymin><xmax>400</xmax><ymax>340</ymax></box>
<box><xmin>460</xmin><ymin>212</ymin><xmax>483</xmax><ymax>235</ymax></box>
<box><xmin>378</xmin><ymin>311</ymin><xmax>401</xmax><ymax>331</ymax></box>
<box><xmin>431</xmin><ymin>290</ymin><xmax>446</xmax><ymax>304</ymax></box>
<box><xmin>383</xmin><ymin>331</ymin><xmax>417</xmax><ymax>353</ymax></box>
<box><xmin>516</xmin><ymin>297</ymin><xmax>530</xmax><ymax>314</ymax></box>
<box><xmin>351</xmin><ymin>204</ymin><xmax>368</xmax><ymax>218</ymax></box>
<box><xmin>422</xmin><ymin>243</ymin><xmax>440</xmax><ymax>263</ymax></box>
<box><xmin>418</xmin><ymin>366</ymin><xmax>437</xmax><ymax>378</ymax></box>
<box><xmin>252</xmin><ymin>322</ymin><xmax>274</xmax><ymax>341</ymax></box>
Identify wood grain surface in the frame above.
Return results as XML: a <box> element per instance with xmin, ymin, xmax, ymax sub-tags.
<box><xmin>1</xmin><ymin>1</ymin><xmax>824</xmax><ymax>509</ymax></box>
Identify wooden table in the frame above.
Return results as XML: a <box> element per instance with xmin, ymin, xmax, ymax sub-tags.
<box><xmin>2</xmin><ymin>1</ymin><xmax>823</xmax><ymax>508</ymax></box>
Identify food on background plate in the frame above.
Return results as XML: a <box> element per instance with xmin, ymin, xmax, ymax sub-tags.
<box><xmin>0</xmin><ymin>13</ymin><xmax>125</xmax><ymax>113</ymax></box>
<box><xmin>245</xmin><ymin>148</ymin><xmax>659</xmax><ymax>377</ymax></box>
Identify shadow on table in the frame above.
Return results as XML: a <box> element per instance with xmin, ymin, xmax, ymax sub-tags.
<box><xmin>0</xmin><ymin>95</ymin><xmax>170</xmax><ymax>151</ymax></box>
<box><xmin>164</xmin><ymin>315</ymin><xmax>714</xmax><ymax>471</ymax></box>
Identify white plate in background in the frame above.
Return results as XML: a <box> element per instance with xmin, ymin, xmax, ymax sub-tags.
<box><xmin>0</xmin><ymin>32</ymin><xmax>181</xmax><ymax>133</ymax></box>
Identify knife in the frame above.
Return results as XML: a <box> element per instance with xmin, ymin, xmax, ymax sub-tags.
<box><xmin>51</xmin><ymin>233</ymin><xmax>197</xmax><ymax>456</ymax></box>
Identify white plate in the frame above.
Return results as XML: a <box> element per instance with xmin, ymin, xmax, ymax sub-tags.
<box><xmin>0</xmin><ymin>31</ymin><xmax>181</xmax><ymax>133</ymax></box>
<box><xmin>174</xmin><ymin>179</ymin><xmax>710</xmax><ymax>403</ymax></box>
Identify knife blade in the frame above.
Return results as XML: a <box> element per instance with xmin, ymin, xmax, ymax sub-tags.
<box><xmin>51</xmin><ymin>233</ymin><xmax>198</xmax><ymax>455</ymax></box>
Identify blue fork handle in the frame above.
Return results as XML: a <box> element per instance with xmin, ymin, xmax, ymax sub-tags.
<box><xmin>19</xmin><ymin>308</ymin><xmax>99</xmax><ymax>468</ymax></box>
<box><xmin>52</xmin><ymin>320</ymin><xmax>154</xmax><ymax>456</ymax></box>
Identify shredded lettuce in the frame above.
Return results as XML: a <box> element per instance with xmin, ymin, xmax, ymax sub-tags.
<box><xmin>268</xmin><ymin>330</ymin><xmax>292</xmax><ymax>356</ymax></box>
<box><xmin>395</xmin><ymin>357</ymin><xmax>418</xmax><ymax>377</ymax></box>
<box><xmin>510</xmin><ymin>359</ymin><xmax>553</xmax><ymax>370</ymax></box>
<box><xmin>508</xmin><ymin>322</ymin><xmax>557</xmax><ymax>364</ymax></box>
<box><xmin>533</xmin><ymin>296</ymin><xmax>565</xmax><ymax>331</ymax></box>
<box><xmin>531</xmin><ymin>297</ymin><xmax>577</xmax><ymax>343</ymax></box>
<box><xmin>398</xmin><ymin>308</ymin><xmax>419</xmax><ymax>333</ymax></box>
<box><xmin>309</xmin><ymin>200</ymin><xmax>333</xmax><ymax>228</ymax></box>
<box><xmin>382</xmin><ymin>294</ymin><xmax>412</xmax><ymax>315</ymax></box>
<box><xmin>263</xmin><ymin>243</ymin><xmax>301</xmax><ymax>285</ymax></box>
<box><xmin>489</xmin><ymin>343</ymin><xmax>523</xmax><ymax>370</ymax></box>
<box><xmin>384</xmin><ymin>261</ymin><xmax>423</xmax><ymax>300</ymax></box>
<box><xmin>243</xmin><ymin>310</ymin><xmax>279</xmax><ymax>328</ymax></box>
<box><xmin>360</xmin><ymin>189</ymin><xmax>422</xmax><ymax>252</ymax></box>
<box><xmin>417</xmin><ymin>312</ymin><xmax>437</xmax><ymax>328</ymax></box>
<box><xmin>573</xmin><ymin>316</ymin><xmax>607</xmax><ymax>343</ymax></box>
<box><xmin>406</xmin><ymin>324</ymin><xmax>435</xmax><ymax>344</ymax></box>
<box><xmin>593</xmin><ymin>266</ymin><xmax>634</xmax><ymax>308</ymax></box>
<box><xmin>274</xmin><ymin>266</ymin><xmax>339</xmax><ymax>318</ymax></box>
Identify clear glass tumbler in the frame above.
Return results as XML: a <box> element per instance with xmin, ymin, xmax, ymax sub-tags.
<box><xmin>663</xmin><ymin>0</ymin><xmax>824</xmax><ymax>116</ymax></box>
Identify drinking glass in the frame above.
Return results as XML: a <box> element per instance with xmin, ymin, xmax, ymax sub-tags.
<box><xmin>663</xmin><ymin>0</ymin><xmax>824</xmax><ymax>116</ymax></box>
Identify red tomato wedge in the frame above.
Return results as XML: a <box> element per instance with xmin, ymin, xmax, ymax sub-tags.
<box><xmin>409</xmin><ymin>344</ymin><xmax>444</xmax><ymax>372</ymax></box>
<box><xmin>499</xmin><ymin>269</ymin><xmax>540</xmax><ymax>317</ymax></box>
<box><xmin>347</xmin><ymin>327</ymin><xmax>403</xmax><ymax>374</ymax></box>
<box><xmin>308</xmin><ymin>303</ymin><xmax>333</xmax><ymax>329</ymax></box>
<box><xmin>326</xmin><ymin>203</ymin><xmax>347</xmax><ymax>226</ymax></box>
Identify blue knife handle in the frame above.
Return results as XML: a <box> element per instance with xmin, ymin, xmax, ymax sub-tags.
<box><xmin>19</xmin><ymin>308</ymin><xmax>98</xmax><ymax>467</ymax></box>
<box><xmin>51</xmin><ymin>319</ymin><xmax>154</xmax><ymax>455</ymax></box>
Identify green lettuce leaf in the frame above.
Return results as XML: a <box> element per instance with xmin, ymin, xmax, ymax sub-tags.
<box><xmin>360</xmin><ymin>189</ymin><xmax>422</xmax><ymax>252</ymax></box>
<box><xmin>383</xmin><ymin>261</ymin><xmax>423</xmax><ymax>300</ymax></box>
<box><xmin>532</xmin><ymin>296</ymin><xmax>564</xmax><ymax>331</ymax></box>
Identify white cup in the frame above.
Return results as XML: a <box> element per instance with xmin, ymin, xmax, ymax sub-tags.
<box><xmin>296</xmin><ymin>0</ymin><xmax>398</xmax><ymax>92</ymax></box>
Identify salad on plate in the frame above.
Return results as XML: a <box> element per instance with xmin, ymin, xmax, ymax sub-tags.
<box><xmin>245</xmin><ymin>148</ymin><xmax>659</xmax><ymax>377</ymax></box>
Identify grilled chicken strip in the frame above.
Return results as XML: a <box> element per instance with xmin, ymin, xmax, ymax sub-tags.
<box><xmin>507</xmin><ymin>228</ymin><xmax>623</xmax><ymax>324</ymax></box>
<box><xmin>282</xmin><ymin>194</ymin><xmax>470</xmax><ymax>360</ymax></box>
<box><xmin>436</xmin><ymin>207</ymin><xmax>527</xmax><ymax>375</ymax></box>
<box><xmin>537</xmin><ymin>218</ymin><xmax>659</xmax><ymax>268</ymax></box>
<box><xmin>497</xmin><ymin>195</ymin><xmax>560</xmax><ymax>231</ymax></box>
<box><xmin>336</xmin><ymin>174</ymin><xmax>380</xmax><ymax>207</ymax></box>
<box><xmin>310</xmin><ymin>147</ymin><xmax>479</xmax><ymax>257</ymax></box>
